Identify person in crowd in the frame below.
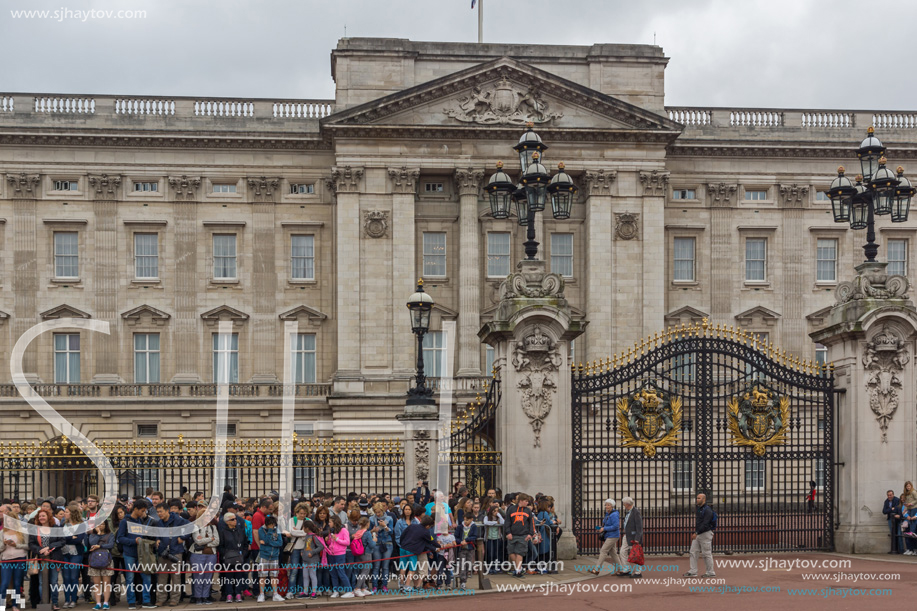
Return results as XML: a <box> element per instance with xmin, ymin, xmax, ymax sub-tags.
<box><xmin>248</xmin><ymin>499</ymin><xmax>271</xmax><ymax>598</ymax></box>
<box><xmin>454</xmin><ymin>507</ymin><xmax>479</xmax><ymax>589</ymax></box>
<box><xmin>154</xmin><ymin>502</ymin><xmax>187</xmax><ymax>607</ymax></box>
<box><xmin>87</xmin><ymin>521</ymin><xmax>115</xmax><ymax>610</ymax></box>
<box><xmin>341</xmin><ymin>510</ymin><xmax>360</xmax><ymax>591</ymax></box>
<box><xmin>299</xmin><ymin>521</ymin><xmax>324</xmax><ymax>599</ymax></box>
<box><xmin>504</xmin><ymin>494</ymin><xmax>535</xmax><ymax>578</ymax></box>
<box><xmin>256</xmin><ymin>515</ymin><xmax>284</xmax><ymax>603</ymax></box>
<box><xmin>412</xmin><ymin>481</ymin><xmax>432</xmax><ymax>508</ymax></box>
<box><xmin>106</xmin><ymin>504</ymin><xmax>125</xmax><ymax>607</ymax></box>
<box><xmin>483</xmin><ymin>502</ymin><xmax>505</xmax><ymax>573</ymax></box>
<box><xmin>884</xmin><ymin>489</ymin><xmax>902</xmax><ymax>554</ymax></box>
<box><xmin>217</xmin><ymin>512</ymin><xmax>247</xmax><ymax>603</ymax></box>
<box><xmin>806</xmin><ymin>480</ymin><xmax>817</xmax><ymax>513</ymax></box>
<box><xmin>399</xmin><ymin>515</ymin><xmax>440</xmax><ymax>592</ymax></box>
<box><xmin>116</xmin><ymin>498</ymin><xmax>160</xmax><ymax>610</ymax></box>
<box><xmin>369</xmin><ymin>502</ymin><xmax>393</xmax><ymax>593</ymax></box>
<box><xmin>59</xmin><ymin>504</ymin><xmax>85</xmax><ymax>609</ymax></box>
<box><xmin>189</xmin><ymin>511</ymin><xmax>219</xmax><ymax>605</ymax></box>
<box><xmin>1</xmin><ymin>508</ymin><xmax>29</xmax><ymax>611</ymax></box>
<box><xmin>30</xmin><ymin>508</ymin><xmax>64</xmax><ymax>611</ymax></box>
<box><xmin>331</xmin><ymin>497</ymin><xmax>348</xmax><ymax>525</ymax></box>
<box><xmin>394</xmin><ymin>503</ymin><xmax>419</xmax><ymax>588</ymax></box>
<box><xmin>352</xmin><ymin>517</ymin><xmax>376</xmax><ymax>597</ymax></box>
<box><xmin>324</xmin><ymin>516</ymin><xmax>353</xmax><ymax>599</ymax></box>
<box><xmin>684</xmin><ymin>493</ymin><xmax>716</xmax><ymax>578</ymax></box>
<box><xmin>534</xmin><ymin>498</ymin><xmax>557</xmax><ymax>574</ymax></box>
<box><xmin>470</xmin><ymin>500</ymin><xmax>485</xmax><ymax>563</ymax></box>
<box><xmin>900</xmin><ymin>499</ymin><xmax>917</xmax><ymax>555</ymax></box>
<box><xmin>619</xmin><ymin>496</ymin><xmax>643</xmax><ymax>578</ymax></box>
<box><xmin>591</xmin><ymin>499</ymin><xmax>621</xmax><ymax>576</ymax></box>
<box><xmin>901</xmin><ymin>481</ymin><xmax>917</xmax><ymax>509</ymax></box>
<box><xmin>285</xmin><ymin>502</ymin><xmax>311</xmax><ymax>599</ymax></box>
<box><xmin>311</xmin><ymin>505</ymin><xmax>332</xmax><ymax>595</ymax></box>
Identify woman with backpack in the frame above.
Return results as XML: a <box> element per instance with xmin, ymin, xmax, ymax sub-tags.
<box><xmin>298</xmin><ymin>521</ymin><xmax>325</xmax><ymax>598</ymax></box>
<box><xmin>324</xmin><ymin>516</ymin><xmax>352</xmax><ymax>599</ymax></box>
<box><xmin>189</xmin><ymin>514</ymin><xmax>220</xmax><ymax>604</ymax></box>
<box><xmin>352</xmin><ymin>517</ymin><xmax>376</xmax><ymax>597</ymax></box>
<box><xmin>87</xmin><ymin>522</ymin><xmax>115</xmax><ymax>610</ymax></box>
<box><xmin>369</xmin><ymin>502</ymin><xmax>393</xmax><ymax>593</ymax></box>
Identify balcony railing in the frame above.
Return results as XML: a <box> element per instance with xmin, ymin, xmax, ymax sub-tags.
<box><xmin>0</xmin><ymin>383</ymin><xmax>331</xmax><ymax>399</ymax></box>
<box><xmin>414</xmin><ymin>376</ymin><xmax>494</xmax><ymax>392</ymax></box>
<box><xmin>666</xmin><ymin>107</ymin><xmax>917</xmax><ymax>131</ymax></box>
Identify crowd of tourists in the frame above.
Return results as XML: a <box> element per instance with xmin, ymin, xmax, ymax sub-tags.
<box><xmin>0</xmin><ymin>480</ymin><xmax>563</xmax><ymax>610</ymax></box>
<box><xmin>883</xmin><ymin>481</ymin><xmax>917</xmax><ymax>555</ymax></box>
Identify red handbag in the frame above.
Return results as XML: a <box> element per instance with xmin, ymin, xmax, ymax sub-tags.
<box><xmin>627</xmin><ymin>542</ymin><xmax>644</xmax><ymax>565</ymax></box>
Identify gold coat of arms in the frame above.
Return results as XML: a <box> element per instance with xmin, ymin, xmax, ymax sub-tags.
<box><xmin>616</xmin><ymin>387</ymin><xmax>682</xmax><ymax>457</ymax></box>
<box><xmin>727</xmin><ymin>385</ymin><xmax>790</xmax><ymax>456</ymax></box>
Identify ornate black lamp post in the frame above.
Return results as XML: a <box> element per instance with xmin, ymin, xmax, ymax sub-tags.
<box><xmin>828</xmin><ymin>127</ymin><xmax>915</xmax><ymax>262</ymax></box>
<box><xmin>484</xmin><ymin>123</ymin><xmax>578</xmax><ymax>259</ymax></box>
<box><xmin>406</xmin><ymin>279</ymin><xmax>435</xmax><ymax>405</ymax></box>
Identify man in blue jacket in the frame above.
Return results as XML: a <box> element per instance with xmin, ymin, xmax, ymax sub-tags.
<box><xmin>590</xmin><ymin>499</ymin><xmax>621</xmax><ymax>575</ymax></box>
<box><xmin>154</xmin><ymin>503</ymin><xmax>188</xmax><ymax>606</ymax></box>
<box><xmin>684</xmin><ymin>493</ymin><xmax>716</xmax><ymax>578</ymax></box>
<box><xmin>883</xmin><ymin>490</ymin><xmax>902</xmax><ymax>554</ymax></box>
<box><xmin>116</xmin><ymin>499</ymin><xmax>160</xmax><ymax>609</ymax></box>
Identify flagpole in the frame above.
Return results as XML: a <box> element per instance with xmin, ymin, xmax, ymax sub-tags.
<box><xmin>478</xmin><ymin>0</ymin><xmax>483</xmax><ymax>43</ymax></box>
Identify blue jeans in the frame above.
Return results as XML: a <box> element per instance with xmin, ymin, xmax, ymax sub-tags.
<box><xmin>327</xmin><ymin>555</ymin><xmax>350</xmax><ymax>593</ymax></box>
<box><xmin>343</xmin><ymin>551</ymin><xmax>356</xmax><ymax>589</ymax></box>
<box><xmin>62</xmin><ymin>554</ymin><xmax>82</xmax><ymax>604</ymax></box>
<box><xmin>0</xmin><ymin>562</ymin><xmax>26</xmax><ymax>605</ymax></box>
<box><xmin>288</xmin><ymin>550</ymin><xmax>303</xmax><ymax>595</ymax></box>
<box><xmin>372</xmin><ymin>542</ymin><xmax>393</xmax><ymax>589</ymax></box>
<box><xmin>123</xmin><ymin>556</ymin><xmax>152</xmax><ymax>605</ymax></box>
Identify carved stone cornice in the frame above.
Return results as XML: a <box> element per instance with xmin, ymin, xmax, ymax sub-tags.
<box><xmin>454</xmin><ymin>168</ymin><xmax>485</xmax><ymax>197</ymax></box>
<box><xmin>639</xmin><ymin>170</ymin><xmax>669</xmax><ymax>197</ymax></box>
<box><xmin>708</xmin><ymin>183</ymin><xmax>737</xmax><ymax>208</ymax></box>
<box><xmin>0</xmin><ymin>133</ymin><xmax>331</xmax><ymax>151</ymax></box>
<box><xmin>779</xmin><ymin>183</ymin><xmax>809</xmax><ymax>208</ymax></box>
<box><xmin>87</xmin><ymin>174</ymin><xmax>122</xmax><ymax>200</ymax></box>
<box><xmin>6</xmin><ymin>173</ymin><xmax>41</xmax><ymax>199</ymax></box>
<box><xmin>247</xmin><ymin>176</ymin><xmax>280</xmax><ymax>203</ymax></box>
<box><xmin>168</xmin><ymin>175</ymin><xmax>201</xmax><ymax>202</ymax></box>
<box><xmin>388</xmin><ymin>166</ymin><xmax>420</xmax><ymax>195</ymax></box>
<box><xmin>583</xmin><ymin>169</ymin><xmax>616</xmax><ymax>197</ymax></box>
<box><xmin>328</xmin><ymin>166</ymin><xmax>363</xmax><ymax>194</ymax></box>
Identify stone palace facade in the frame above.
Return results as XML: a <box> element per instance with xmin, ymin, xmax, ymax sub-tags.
<box><xmin>1</xmin><ymin>38</ymin><xmax>915</xmax><ymax>450</ymax></box>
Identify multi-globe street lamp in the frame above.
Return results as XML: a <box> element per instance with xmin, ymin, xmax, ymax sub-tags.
<box><xmin>827</xmin><ymin>127</ymin><xmax>915</xmax><ymax>262</ymax></box>
<box><xmin>406</xmin><ymin>279</ymin><xmax>435</xmax><ymax>405</ymax></box>
<box><xmin>484</xmin><ymin>123</ymin><xmax>578</xmax><ymax>259</ymax></box>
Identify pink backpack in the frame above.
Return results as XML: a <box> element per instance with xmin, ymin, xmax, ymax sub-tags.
<box><xmin>350</xmin><ymin>529</ymin><xmax>366</xmax><ymax>555</ymax></box>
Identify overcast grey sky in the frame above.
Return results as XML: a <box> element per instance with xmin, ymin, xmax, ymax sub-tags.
<box><xmin>2</xmin><ymin>0</ymin><xmax>915</xmax><ymax>110</ymax></box>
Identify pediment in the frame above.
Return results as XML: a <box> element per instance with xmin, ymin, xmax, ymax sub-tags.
<box><xmin>806</xmin><ymin>305</ymin><xmax>833</xmax><ymax>328</ymax></box>
<box><xmin>278</xmin><ymin>305</ymin><xmax>328</xmax><ymax>326</ymax></box>
<box><xmin>323</xmin><ymin>56</ymin><xmax>681</xmax><ymax>140</ymax></box>
<box><xmin>40</xmin><ymin>304</ymin><xmax>91</xmax><ymax>320</ymax></box>
<box><xmin>200</xmin><ymin>305</ymin><xmax>249</xmax><ymax>324</ymax></box>
<box><xmin>735</xmin><ymin>306</ymin><xmax>781</xmax><ymax>328</ymax></box>
<box><xmin>121</xmin><ymin>304</ymin><xmax>171</xmax><ymax>323</ymax></box>
<box><xmin>664</xmin><ymin>306</ymin><xmax>709</xmax><ymax>326</ymax></box>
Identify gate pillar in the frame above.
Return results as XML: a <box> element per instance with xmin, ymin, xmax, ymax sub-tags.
<box><xmin>811</xmin><ymin>262</ymin><xmax>917</xmax><ymax>553</ymax></box>
<box><xmin>479</xmin><ymin>259</ymin><xmax>586</xmax><ymax>560</ymax></box>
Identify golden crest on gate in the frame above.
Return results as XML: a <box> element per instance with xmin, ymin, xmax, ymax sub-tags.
<box><xmin>727</xmin><ymin>385</ymin><xmax>790</xmax><ymax>456</ymax></box>
<box><xmin>617</xmin><ymin>386</ymin><xmax>682</xmax><ymax>457</ymax></box>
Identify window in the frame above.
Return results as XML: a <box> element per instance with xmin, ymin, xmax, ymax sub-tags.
<box><xmin>293</xmin><ymin>422</ymin><xmax>314</xmax><ymax>436</ymax></box>
<box><xmin>815</xmin><ymin>343</ymin><xmax>828</xmax><ymax>370</ymax></box>
<box><xmin>291</xmin><ymin>333</ymin><xmax>317</xmax><ymax>384</ymax></box>
<box><xmin>485</xmin><ymin>345</ymin><xmax>495</xmax><ymax>375</ymax></box>
<box><xmin>813</xmin><ymin>457</ymin><xmax>825</xmax><ymax>488</ymax></box>
<box><xmin>817</xmin><ymin>418</ymin><xmax>825</xmax><ymax>432</ymax></box>
<box><xmin>888</xmin><ymin>239</ymin><xmax>907</xmax><ymax>277</ymax></box>
<box><xmin>212</xmin><ymin>333</ymin><xmax>239</xmax><ymax>384</ymax></box>
<box><xmin>550</xmin><ymin>233</ymin><xmax>574</xmax><ymax>278</ymax></box>
<box><xmin>422</xmin><ymin>232</ymin><xmax>446</xmax><ymax>277</ymax></box>
<box><xmin>54</xmin><ymin>232</ymin><xmax>79</xmax><ymax>278</ymax></box>
<box><xmin>487</xmin><ymin>232</ymin><xmax>511</xmax><ymax>277</ymax></box>
<box><xmin>212</xmin><ymin>183</ymin><xmax>237</xmax><ymax>193</ymax></box>
<box><xmin>744</xmin><ymin>190</ymin><xmax>767</xmax><ymax>201</ymax></box>
<box><xmin>216</xmin><ymin>423</ymin><xmax>237</xmax><ymax>437</ymax></box>
<box><xmin>134</xmin><ymin>233</ymin><xmax>159</xmax><ymax>279</ymax></box>
<box><xmin>137</xmin><ymin>424</ymin><xmax>159</xmax><ymax>437</ymax></box>
<box><xmin>53</xmin><ymin>333</ymin><xmax>80</xmax><ymax>384</ymax></box>
<box><xmin>135</xmin><ymin>467</ymin><xmax>159</xmax><ymax>491</ymax></box>
<box><xmin>424</xmin><ymin>183</ymin><xmax>444</xmax><ymax>193</ymax></box>
<box><xmin>745</xmin><ymin>459</ymin><xmax>765</xmax><ymax>491</ymax></box>
<box><xmin>291</xmin><ymin>235</ymin><xmax>315</xmax><ymax>280</ymax></box>
<box><xmin>672</xmin><ymin>189</ymin><xmax>696</xmax><ymax>200</ymax></box>
<box><xmin>294</xmin><ymin>467</ymin><xmax>316</xmax><ymax>496</ymax></box>
<box><xmin>816</xmin><ymin>238</ymin><xmax>838</xmax><ymax>282</ymax></box>
<box><xmin>53</xmin><ymin>180</ymin><xmax>78</xmax><ymax>191</ymax></box>
<box><xmin>221</xmin><ymin>468</ymin><xmax>240</xmax><ymax>492</ymax></box>
<box><xmin>134</xmin><ymin>334</ymin><xmax>160</xmax><ymax>384</ymax></box>
<box><xmin>672</xmin><ymin>352</ymin><xmax>696</xmax><ymax>383</ymax></box>
<box><xmin>133</xmin><ymin>182</ymin><xmax>158</xmax><ymax>192</ymax></box>
<box><xmin>213</xmin><ymin>234</ymin><xmax>237</xmax><ymax>279</ymax></box>
<box><xmin>815</xmin><ymin>191</ymin><xmax>830</xmax><ymax>201</ymax></box>
<box><xmin>422</xmin><ymin>331</ymin><xmax>446</xmax><ymax>378</ymax></box>
<box><xmin>290</xmin><ymin>183</ymin><xmax>314</xmax><ymax>194</ymax></box>
<box><xmin>673</xmin><ymin>460</ymin><xmax>693</xmax><ymax>492</ymax></box>
<box><xmin>673</xmin><ymin>237</ymin><xmax>695</xmax><ymax>281</ymax></box>
<box><xmin>745</xmin><ymin>238</ymin><xmax>767</xmax><ymax>282</ymax></box>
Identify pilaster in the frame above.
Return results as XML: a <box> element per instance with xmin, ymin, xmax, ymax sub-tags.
<box><xmin>248</xmin><ymin>177</ymin><xmax>280</xmax><ymax>383</ymax></box>
<box><xmin>583</xmin><ymin>169</ymin><xmax>616</xmax><ymax>363</ymax></box>
<box><xmin>389</xmin><ymin>168</ymin><xmax>420</xmax><ymax>375</ymax></box>
<box><xmin>88</xmin><ymin>174</ymin><xmax>122</xmax><ymax>383</ymax></box>
<box><xmin>7</xmin><ymin>174</ymin><xmax>41</xmax><ymax>381</ymax></box>
<box><xmin>330</xmin><ymin>166</ymin><xmax>364</xmax><ymax>389</ymax></box>
<box><xmin>455</xmin><ymin>167</ymin><xmax>484</xmax><ymax>376</ymax></box>
<box><xmin>639</xmin><ymin>170</ymin><xmax>668</xmax><ymax>339</ymax></box>
<box><xmin>168</xmin><ymin>175</ymin><xmax>202</xmax><ymax>383</ymax></box>
<box><xmin>708</xmin><ymin>183</ymin><xmax>737</xmax><ymax>322</ymax></box>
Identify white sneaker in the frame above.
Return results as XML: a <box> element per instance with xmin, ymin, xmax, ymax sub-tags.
<box><xmin>364</xmin><ymin>589</ymin><xmax>374</xmax><ymax>596</ymax></box>
<box><xmin>341</xmin><ymin>592</ymin><xmax>355</xmax><ymax>599</ymax></box>
<box><xmin>330</xmin><ymin>592</ymin><xmax>339</xmax><ymax>598</ymax></box>
<box><xmin>272</xmin><ymin>594</ymin><xmax>284</xmax><ymax>603</ymax></box>
<box><xmin>284</xmin><ymin>593</ymin><xmax>293</xmax><ymax>600</ymax></box>
<box><xmin>354</xmin><ymin>590</ymin><xmax>365</xmax><ymax>598</ymax></box>
<box><xmin>256</xmin><ymin>594</ymin><xmax>265</xmax><ymax>603</ymax></box>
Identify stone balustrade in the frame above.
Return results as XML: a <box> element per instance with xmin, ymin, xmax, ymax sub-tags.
<box><xmin>0</xmin><ymin>382</ymin><xmax>332</xmax><ymax>400</ymax></box>
<box><xmin>667</xmin><ymin>106</ymin><xmax>917</xmax><ymax>133</ymax></box>
<box><xmin>418</xmin><ymin>376</ymin><xmax>493</xmax><ymax>393</ymax></box>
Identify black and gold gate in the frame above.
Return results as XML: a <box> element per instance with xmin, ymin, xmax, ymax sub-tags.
<box><xmin>440</xmin><ymin>377</ymin><xmax>502</xmax><ymax>497</ymax></box>
<box><xmin>572</xmin><ymin>320</ymin><xmax>835</xmax><ymax>555</ymax></box>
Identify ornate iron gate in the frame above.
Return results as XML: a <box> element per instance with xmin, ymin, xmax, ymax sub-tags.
<box><xmin>440</xmin><ymin>377</ymin><xmax>502</xmax><ymax>496</ymax></box>
<box><xmin>572</xmin><ymin>320</ymin><xmax>835</xmax><ymax>554</ymax></box>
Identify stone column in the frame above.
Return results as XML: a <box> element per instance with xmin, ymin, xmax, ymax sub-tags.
<box><xmin>88</xmin><ymin>175</ymin><xmax>122</xmax><ymax>383</ymax></box>
<box><xmin>708</xmin><ymin>183</ymin><xmax>737</xmax><ymax>322</ymax></box>
<box><xmin>810</xmin><ymin>262</ymin><xmax>917</xmax><ymax>553</ymax></box>
<box><xmin>389</xmin><ymin>167</ymin><xmax>420</xmax><ymax>375</ymax></box>
<box><xmin>583</xmin><ymin>170</ymin><xmax>616</xmax><ymax>363</ymax></box>
<box><xmin>780</xmin><ymin>184</ymin><xmax>810</xmax><ymax>354</ymax></box>
<box><xmin>168</xmin><ymin>176</ymin><xmax>202</xmax><ymax>383</ymax></box>
<box><xmin>480</xmin><ymin>259</ymin><xmax>587</xmax><ymax>559</ymax></box>
<box><xmin>7</xmin><ymin>174</ymin><xmax>40</xmax><ymax>381</ymax></box>
<box><xmin>330</xmin><ymin>166</ymin><xmax>364</xmax><ymax>391</ymax></box>
<box><xmin>248</xmin><ymin>177</ymin><xmax>280</xmax><ymax>383</ymax></box>
<box><xmin>455</xmin><ymin>168</ymin><xmax>484</xmax><ymax>377</ymax></box>
<box><xmin>638</xmin><ymin>170</ymin><xmax>668</xmax><ymax>336</ymax></box>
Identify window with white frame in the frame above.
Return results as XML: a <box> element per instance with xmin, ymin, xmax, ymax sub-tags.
<box><xmin>550</xmin><ymin>233</ymin><xmax>574</xmax><ymax>278</ymax></box>
<box><xmin>212</xmin><ymin>183</ymin><xmax>237</xmax><ymax>193</ymax></box>
<box><xmin>673</xmin><ymin>237</ymin><xmax>695</xmax><ymax>281</ymax></box>
<box><xmin>422</xmin><ymin>232</ymin><xmax>446</xmax><ymax>277</ymax></box>
<box><xmin>213</xmin><ymin>234</ymin><xmax>237</xmax><ymax>280</ymax></box>
<box><xmin>289</xmin><ymin>183</ymin><xmax>314</xmax><ymax>194</ymax></box>
<box><xmin>424</xmin><ymin>183</ymin><xmax>444</xmax><ymax>193</ymax></box>
<box><xmin>291</xmin><ymin>333</ymin><xmax>317</xmax><ymax>384</ymax></box>
<box><xmin>291</xmin><ymin>235</ymin><xmax>315</xmax><ymax>280</ymax></box>
<box><xmin>53</xmin><ymin>333</ymin><xmax>80</xmax><ymax>384</ymax></box>
<box><xmin>134</xmin><ymin>233</ymin><xmax>159</xmax><ymax>279</ymax></box>
<box><xmin>745</xmin><ymin>459</ymin><xmax>765</xmax><ymax>490</ymax></box>
<box><xmin>134</xmin><ymin>333</ymin><xmax>160</xmax><ymax>384</ymax></box>
<box><xmin>422</xmin><ymin>331</ymin><xmax>446</xmax><ymax>378</ymax></box>
<box><xmin>133</xmin><ymin>181</ymin><xmax>158</xmax><ymax>192</ymax></box>
<box><xmin>54</xmin><ymin>232</ymin><xmax>79</xmax><ymax>278</ymax></box>
<box><xmin>672</xmin><ymin>189</ymin><xmax>696</xmax><ymax>200</ymax></box>
<box><xmin>673</xmin><ymin>460</ymin><xmax>693</xmax><ymax>492</ymax></box>
<box><xmin>744</xmin><ymin>190</ymin><xmax>768</xmax><ymax>201</ymax></box>
<box><xmin>816</xmin><ymin>238</ymin><xmax>838</xmax><ymax>282</ymax></box>
<box><xmin>487</xmin><ymin>232</ymin><xmax>511</xmax><ymax>277</ymax></box>
<box><xmin>212</xmin><ymin>333</ymin><xmax>239</xmax><ymax>384</ymax></box>
<box><xmin>814</xmin><ymin>457</ymin><xmax>825</xmax><ymax>489</ymax></box>
<box><xmin>815</xmin><ymin>343</ymin><xmax>828</xmax><ymax>370</ymax></box>
<box><xmin>888</xmin><ymin>239</ymin><xmax>907</xmax><ymax>277</ymax></box>
<box><xmin>53</xmin><ymin>180</ymin><xmax>78</xmax><ymax>191</ymax></box>
<box><xmin>745</xmin><ymin>238</ymin><xmax>767</xmax><ymax>282</ymax></box>
<box><xmin>485</xmin><ymin>345</ymin><xmax>495</xmax><ymax>375</ymax></box>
